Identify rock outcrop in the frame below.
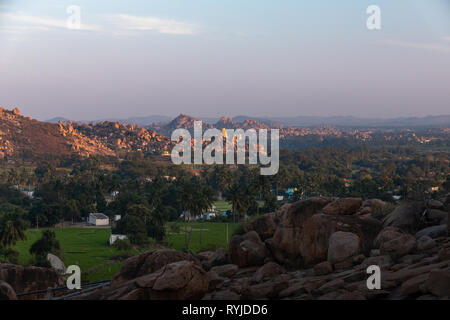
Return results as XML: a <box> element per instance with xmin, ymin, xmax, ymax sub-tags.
<box><xmin>76</xmin><ymin>260</ymin><xmax>208</xmax><ymax>300</ymax></box>
<box><xmin>0</xmin><ymin>264</ymin><xmax>64</xmax><ymax>298</ymax></box>
<box><xmin>111</xmin><ymin>249</ymin><xmax>199</xmax><ymax>286</ymax></box>
<box><xmin>0</xmin><ymin>281</ymin><xmax>17</xmax><ymax>300</ymax></box>
<box><xmin>229</xmin><ymin>231</ymin><xmax>266</xmax><ymax>267</ymax></box>
<box><xmin>62</xmin><ymin>195</ymin><xmax>450</xmax><ymax>301</ymax></box>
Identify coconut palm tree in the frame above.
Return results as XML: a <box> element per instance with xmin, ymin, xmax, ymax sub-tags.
<box><xmin>226</xmin><ymin>183</ymin><xmax>255</xmax><ymax>223</ymax></box>
<box><xmin>0</xmin><ymin>209</ymin><xmax>28</xmax><ymax>247</ymax></box>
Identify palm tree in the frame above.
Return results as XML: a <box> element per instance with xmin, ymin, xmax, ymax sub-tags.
<box><xmin>226</xmin><ymin>183</ymin><xmax>255</xmax><ymax>223</ymax></box>
<box><xmin>0</xmin><ymin>211</ymin><xmax>28</xmax><ymax>247</ymax></box>
<box><xmin>197</xmin><ymin>185</ymin><xmax>214</xmax><ymax>246</ymax></box>
<box><xmin>180</xmin><ymin>180</ymin><xmax>195</xmax><ymax>252</ymax></box>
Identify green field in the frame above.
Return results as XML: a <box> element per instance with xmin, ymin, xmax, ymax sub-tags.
<box><xmin>13</xmin><ymin>228</ymin><xmax>129</xmax><ymax>282</ymax></box>
<box><xmin>12</xmin><ymin>221</ymin><xmax>241</xmax><ymax>282</ymax></box>
<box><xmin>166</xmin><ymin>222</ymin><xmax>241</xmax><ymax>253</ymax></box>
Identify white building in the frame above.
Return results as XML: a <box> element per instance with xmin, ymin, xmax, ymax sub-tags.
<box><xmin>88</xmin><ymin>213</ymin><xmax>110</xmax><ymax>226</ymax></box>
<box><xmin>202</xmin><ymin>212</ymin><xmax>216</xmax><ymax>220</ymax></box>
<box><xmin>109</xmin><ymin>234</ymin><xmax>128</xmax><ymax>245</ymax></box>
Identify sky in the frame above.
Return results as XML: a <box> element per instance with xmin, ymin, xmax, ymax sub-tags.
<box><xmin>0</xmin><ymin>0</ymin><xmax>449</xmax><ymax>121</ymax></box>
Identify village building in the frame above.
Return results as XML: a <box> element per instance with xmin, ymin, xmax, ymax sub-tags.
<box><xmin>88</xmin><ymin>213</ymin><xmax>110</xmax><ymax>226</ymax></box>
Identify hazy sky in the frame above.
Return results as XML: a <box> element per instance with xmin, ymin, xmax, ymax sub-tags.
<box><xmin>0</xmin><ymin>0</ymin><xmax>449</xmax><ymax>120</ymax></box>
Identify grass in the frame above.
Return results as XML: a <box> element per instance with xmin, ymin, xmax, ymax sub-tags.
<box><xmin>13</xmin><ymin>228</ymin><xmax>132</xmax><ymax>282</ymax></box>
<box><xmin>166</xmin><ymin>222</ymin><xmax>241</xmax><ymax>253</ymax></box>
<box><xmin>12</xmin><ymin>221</ymin><xmax>241</xmax><ymax>281</ymax></box>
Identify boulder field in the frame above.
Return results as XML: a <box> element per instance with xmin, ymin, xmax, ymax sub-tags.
<box><xmin>69</xmin><ymin>196</ymin><xmax>449</xmax><ymax>300</ymax></box>
<box><xmin>1</xmin><ymin>196</ymin><xmax>449</xmax><ymax>300</ymax></box>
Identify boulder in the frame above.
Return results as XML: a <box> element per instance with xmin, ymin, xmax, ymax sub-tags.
<box><xmin>270</xmin><ymin>198</ymin><xmax>333</xmax><ymax>264</ymax></box>
<box><xmin>205</xmin><ymin>271</ymin><xmax>225</xmax><ymax>291</ymax></box>
<box><xmin>0</xmin><ymin>264</ymin><xmax>64</xmax><ymax>297</ymax></box>
<box><xmin>269</xmin><ymin>197</ymin><xmax>379</xmax><ymax>267</ymax></box>
<box><xmin>112</xmin><ymin>249</ymin><xmax>199</xmax><ymax>286</ymax></box>
<box><xmin>244</xmin><ymin>212</ymin><xmax>278</xmax><ymax>241</ymax></box>
<box><xmin>322</xmin><ymin>198</ymin><xmax>363</xmax><ymax>215</ymax></box>
<box><xmin>415</xmin><ymin>225</ymin><xmax>447</xmax><ymax>239</ymax></box>
<box><xmin>422</xmin><ymin>268</ymin><xmax>450</xmax><ymax>298</ymax></box>
<box><xmin>284</xmin><ymin>213</ymin><xmax>381</xmax><ymax>266</ymax></box>
<box><xmin>241</xmin><ymin>275</ymin><xmax>290</xmax><ymax>299</ymax></box>
<box><xmin>314</xmin><ymin>261</ymin><xmax>333</xmax><ymax>276</ymax></box>
<box><xmin>202</xmin><ymin>248</ymin><xmax>230</xmax><ymax>270</ymax></box>
<box><xmin>0</xmin><ymin>281</ymin><xmax>17</xmax><ymax>300</ymax></box>
<box><xmin>210</xmin><ymin>264</ymin><xmax>238</xmax><ymax>278</ymax></box>
<box><xmin>382</xmin><ymin>203</ymin><xmax>422</xmax><ymax>233</ymax></box>
<box><xmin>424</xmin><ymin>209</ymin><xmax>448</xmax><ymax>226</ymax></box>
<box><xmin>79</xmin><ymin>260</ymin><xmax>209</xmax><ymax>300</ymax></box>
<box><xmin>362</xmin><ymin>255</ymin><xmax>392</xmax><ymax>267</ymax></box>
<box><xmin>374</xmin><ymin>226</ymin><xmax>404</xmax><ymax>249</ymax></box>
<box><xmin>327</xmin><ymin>231</ymin><xmax>360</xmax><ymax>265</ymax></box>
<box><xmin>363</xmin><ymin>199</ymin><xmax>387</xmax><ymax>208</ymax></box>
<box><xmin>229</xmin><ymin>231</ymin><xmax>266</xmax><ymax>267</ymax></box>
<box><xmin>438</xmin><ymin>248</ymin><xmax>450</xmax><ymax>262</ymax></box>
<box><xmin>379</xmin><ymin>234</ymin><xmax>416</xmax><ymax>260</ymax></box>
<box><xmin>195</xmin><ymin>251</ymin><xmax>214</xmax><ymax>262</ymax></box>
<box><xmin>399</xmin><ymin>273</ymin><xmax>428</xmax><ymax>297</ymax></box>
<box><xmin>416</xmin><ymin>236</ymin><xmax>436</xmax><ymax>251</ymax></box>
<box><xmin>148</xmin><ymin>261</ymin><xmax>208</xmax><ymax>299</ymax></box>
<box><xmin>427</xmin><ymin>200</ymin><xmax>444</xmax><ymax>210</ymax></box>
<box><xmin>47</xmin><ymin>253</ymin><xmax>66</xmax><ymax>274</ymax></box>
<box><xmin>318</xmin><ymin>278</ymin><xmax>345</xmax><ymax>294</ymax></box>
<box><xmin>252</xmin><ymin>262</ymin><xmax>285</xmax><ymax>283</ymax></box>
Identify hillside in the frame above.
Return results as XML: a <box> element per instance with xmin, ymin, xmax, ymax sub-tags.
<box><xmin>0</xmin><ymin>108</ymin><xmax>171</xmax><ymax>159</ymax></box>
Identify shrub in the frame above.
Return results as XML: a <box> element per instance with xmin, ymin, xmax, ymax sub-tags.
<box><xmin>113</xmin><ymin>239</ymin><xmax>132</xmax><ymax>252</ymax></box>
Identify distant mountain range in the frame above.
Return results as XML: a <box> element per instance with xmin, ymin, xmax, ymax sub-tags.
<box><xmin>47</xmin><ymin>114</ymin><xmax>450</xmax><ymax>128</ymax></box>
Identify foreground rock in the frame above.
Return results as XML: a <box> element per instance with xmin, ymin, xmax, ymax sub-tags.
<box><xmin>244</xmin><ymin>212</ymin><xmax>278</xmax><ymax>241</ymax></box>
<box><xmin>65</xmin><ymin>196</ymin><xmax>450</xmax><ymax>300</ymax></box>
<box><xmin>327</xmin><ymin>232</ymin><xmax>360</xmax><ymax>265</ymax></box>
<box><xmin>201</xmin><ymin>248</ymin><xmax>230</xmax><ymax>270</ymax></box>
<box><xmin>75</xmin><ymin>261</ymin><xmax>208</xmax><ymax>300</ymax></box>
<box><xmin>380</xmin><ymin>234</ymin><xmax>416</xmax><ymax>260</ymax></box>
<box><xmin>112</xmin><ymin>249</ymin><xmax>199</xmax><ymax>286</ymax></box>
<box><xmin>0</xmin><ymin>281</ymin><xmax>17</xmax><ymax>300</ymax></box>
<box><xmin>0</xmin><ymin>264</ymin><xmax>64</xmax><ymax>298</ymax></box>
<box><xmin>229</xmin><ymin>231</ymin><xmax>266</xmax><ymax>267</ymax></box>
<box><xmin>382</xmin><ymin>203</ymin><xmax>423</xmax><ymax>233</ymax></box>
<box><xmin>321</xmin><ymin>198</ymin><xmax>363</xmax><ymax>216</ymax></box>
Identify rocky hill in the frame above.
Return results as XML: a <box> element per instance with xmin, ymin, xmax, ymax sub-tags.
<box><xmin>0</xmin><ymin>108</ymin><xmax>171</xmax><ymax>159</ymax></box>
<box><xmin>149</xmin><ymin>114</ymin><xmax>285</xmax><ymax>137</ymax></box>
<box><xmin>149</xmin><ymin>114</ymin><xmax>214</xmax><ymax>137</ymax></box>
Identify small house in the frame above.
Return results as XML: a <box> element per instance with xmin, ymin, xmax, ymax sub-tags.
<box><xmin>109</xmin><ymin>234</ymin><xmax>128</xmax><ymax>245</ymax></box>
<box><xmin>88</xmin><ymin>213</ymin><xmax>109</xmax><ymax>226</ymax></box>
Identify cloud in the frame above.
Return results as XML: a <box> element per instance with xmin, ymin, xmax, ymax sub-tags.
<box><xmin>443</xmin><ymin>36</ymin><xmax>450</xmax><ymax>41</ymax></box>
<box><xmin>385</xmin><ymin>39</ymin><xmax>450</xmax><ymax>53</ymax></box>
<box><xmin>0</xmin><ymin>12</ymin><xmax>101</xmax><ymax>32</ymax></box>
<box><xmin>0</xmin><ymin>12</ymin><xmax>198</xmax><ymax>37</ymax></box>
<box><xmin>112</xmin><ymin>14</ymin><xmax>197</xmax><ymax>35</ymax></box>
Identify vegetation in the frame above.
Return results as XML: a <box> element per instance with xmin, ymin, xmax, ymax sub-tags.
<box><xmin>1</xmin><ymin>139</ymin><xmax>449</xmax><ymax>274</ymax></box>
<box><xmin>29</xmin><ymin>230</ymin><xmax>62</xmax><ymax>267</ymax></box>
